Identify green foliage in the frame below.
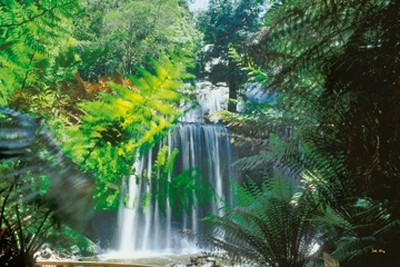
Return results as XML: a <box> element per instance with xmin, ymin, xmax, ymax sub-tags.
<box><xmin>0</xmin><ymin>2</ymin><xmax>101</xmax><ymax>264</ymax></box>
<box><xmin>0</xmin><ymin>0</ymin><xmax>214</xmax><ymax>262</ymax></box>
<box><xmin>150</xmin><ymin>146</ymin><xmax>214</xmax><ymax>216</ymax></box>
<box><xmin>64</xmin><ymin>54</ymin><xmax>193</xmax><ymax>209</ymax></box>
<box><xmin>46</xmin><ymin>224</ymin><xmax>98</xmax><ymax>256</ymax></box>
<box><xmin>0</xmin><ymin>0</ymin><xmax>80</xmax><ymax>106</ymax></box>
<box><xmin>204</xmin><ymin>177</ymin><xmax>321</xmax><ymax>267</ymax></box>
<box><xmin>75</xmin><ymin>0</ymin><xmax>202</xmax><ymax>77</ymax></box>
<box><xmin>196</xmin><ymin>0</ymin><xmax>265</xmax><ymax>110</ymax></box>
<box><xmin>9</xmin><ymin>43</ymin><xmax>82</xmax><ymax>125</ymax></box>
<box><xmin>222</xmin><ymin>0</ymin><xmax>400</xmax><ymax>265</ymax></box>
<box><xmin>197</xmin><ymin>0</ymin><xmax>264</xmax><ymax>48</ymax></box>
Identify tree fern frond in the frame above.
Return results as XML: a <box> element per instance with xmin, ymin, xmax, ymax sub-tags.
<box><xmin>203</xmin><ymin>177</ymin><xmax>321</xmax><ymax>266</ymax></box>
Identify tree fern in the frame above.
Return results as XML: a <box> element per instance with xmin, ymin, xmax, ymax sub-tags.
<box><xmin>220</xmin><ymin>0</ymin><xmax>400</xmax><ymax>265</ymax></box>
<box><xmin>258</xmin><ymin>1</ymin><xmax>400</xmax><ymax>265</ymax></box>
<box><xmin>203</xmin><ymin>177</ymin><xmax>321</xmax><ymax>267</ymax></box>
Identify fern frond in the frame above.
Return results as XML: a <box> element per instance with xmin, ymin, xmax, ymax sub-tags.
<box><xmin>203</xmin><ymin>177</ymin><xmax>321</xmax><ymax>266</ymax></box>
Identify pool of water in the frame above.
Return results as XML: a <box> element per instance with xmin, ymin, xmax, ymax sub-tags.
<box><xmin>100</xmin><ymin>252</ymin><xmax>197</xmax><ymax>266</ymax></box>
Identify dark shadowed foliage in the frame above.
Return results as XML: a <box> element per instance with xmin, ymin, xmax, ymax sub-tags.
<box><xmin>243</xmin><ymin>1</ymin><xmax>400</xmax><ymax>266</ymax></box>
<box><xmin>203</xmin><ymin>178</ymin><xmax>322</xmax><ymax>267</ymax></box>
<box><xmin>0</xmin><ymin>107</ymin><xmax>93</xmax><ymax>266</ymax></box>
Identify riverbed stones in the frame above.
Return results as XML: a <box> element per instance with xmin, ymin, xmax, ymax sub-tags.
<box><xmin>186</xmin><ymin>255</ymin><xmax>219</xmax><ymax>267</ymax></box>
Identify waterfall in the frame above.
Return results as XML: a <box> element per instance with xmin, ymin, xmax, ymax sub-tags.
<box><xmin>113</xmin><ymin>81</ymin><xmax>233</xmax><ymax>257</ymax></box>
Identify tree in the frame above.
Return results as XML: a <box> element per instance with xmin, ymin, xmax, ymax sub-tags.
<box><xmin>196</xmin><ymin>0</ymin><xmax>265</xmax><ymax>111</ymax></box>
<box><xmin>74</xmin><ymin>0</ymin><xmax>202</xmax><ymax>78</ymax></box>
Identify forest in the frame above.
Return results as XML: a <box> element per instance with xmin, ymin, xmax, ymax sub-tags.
<box><xmin>1</xmin><ymin>0</ymin><xmax>399</xmax><ymax>266</ymax></box>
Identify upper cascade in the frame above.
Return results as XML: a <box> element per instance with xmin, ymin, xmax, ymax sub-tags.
<box><xmin>181</xmin><ymin>81</ymin><xmax>229</xmax><ymax>123</ymax></box>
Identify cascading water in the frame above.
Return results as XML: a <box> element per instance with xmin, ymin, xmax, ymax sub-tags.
<box><xmin>112</xmin><ymin>81</ymin><xmax>233</xmax><ymax>257</ymax></box>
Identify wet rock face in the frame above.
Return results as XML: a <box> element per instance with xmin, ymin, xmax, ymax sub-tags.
<box><xmin>182</xmin><ymin>80</ymin><xmax>229</xmax><ymax>123</ymax></box>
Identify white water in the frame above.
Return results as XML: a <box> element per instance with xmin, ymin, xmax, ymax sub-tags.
<box><xmin>111</xmin><ymin>80</ymin><xmax>233</xmax><ymax>258</ymax></box>
<box><xmin>182</xmin><ymin>81</ymin><xmax>229</xmax><ymax>123</ymax></box>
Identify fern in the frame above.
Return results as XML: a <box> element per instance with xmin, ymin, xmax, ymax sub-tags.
<box><xmin>0</xmin><ymin>0</ymin><xmax>80</xmax><ymax>106</ymax></box>
<box><xmin>64</xmin><ymin>54</ymin><xmax>193</xmax><ymax>209</ymax></box>
<box><xmin>224</xmin><ymin>1</ymin><xmax>400</xmax><ymax>265</ymax></box>
<box><xmin>150</xmin><ymin>146</ymin><xmax>213</xmax><ymax>216</ymax></box>
<box><xmin>203</xmin><ymin>177</ymin><xmax>321</xmax><ymax>267</ymax></box>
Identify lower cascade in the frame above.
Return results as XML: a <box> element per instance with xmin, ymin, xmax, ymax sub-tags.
<box><xmin>113</xmin><ymin>123</ymin><xmax>234</xmax><ymax>257</ymax></box>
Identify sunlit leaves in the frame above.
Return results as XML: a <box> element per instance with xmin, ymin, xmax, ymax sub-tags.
<box><xmin>0</xmin><ymin>0</ymin><xmax>80</xmax><ymax>105</ymax></box>
<box><xmin>65</xmin><ymin>54</ymin><xmax>192</xmax><ymax>209</ymax></box>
